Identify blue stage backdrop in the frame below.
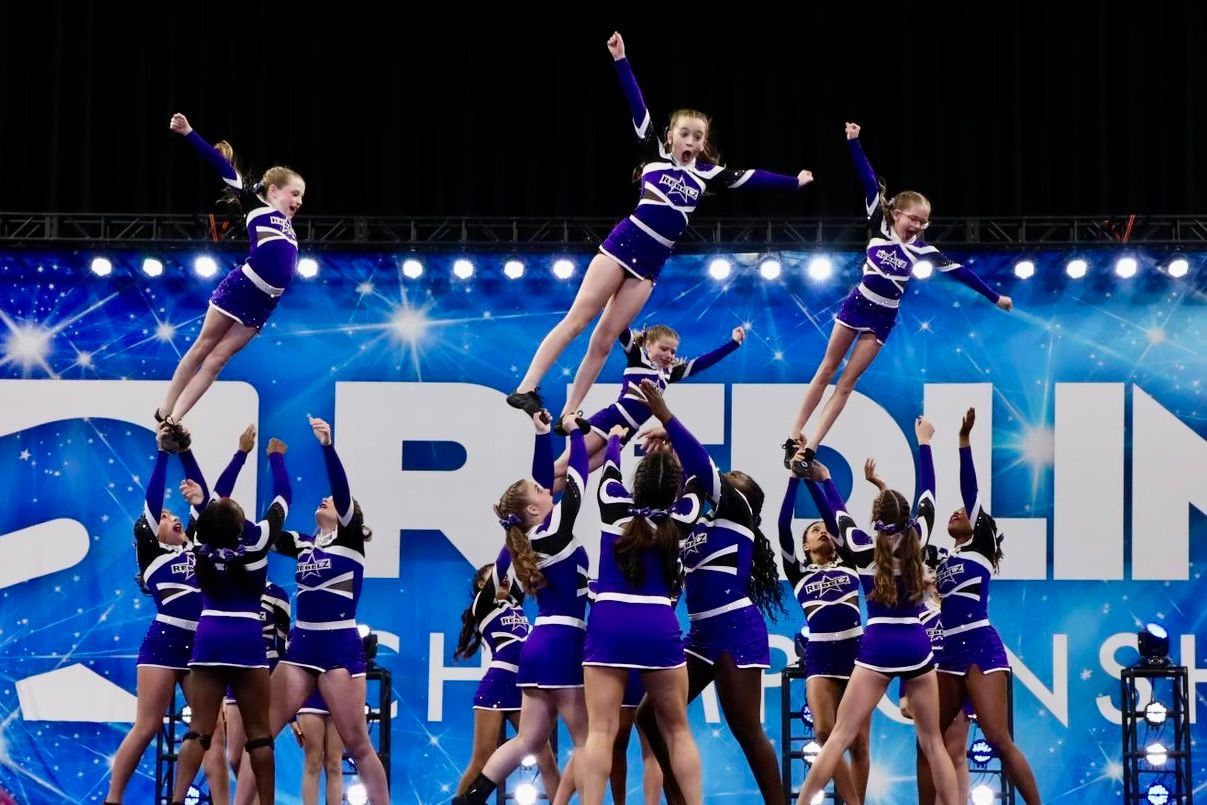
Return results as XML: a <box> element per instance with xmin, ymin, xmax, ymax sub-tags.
<box><xmin>0</xmin><ymin>248</ymin><xmax>1203</xmax><ymax>804</ymax></box>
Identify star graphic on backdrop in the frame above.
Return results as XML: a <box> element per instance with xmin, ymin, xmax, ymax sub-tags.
<box><xmin>19</xmin><ymin>449</ymin><xmax>30</xmax><ymax>461</ymax></box>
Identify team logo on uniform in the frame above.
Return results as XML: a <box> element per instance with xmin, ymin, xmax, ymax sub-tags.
<box><xmin>936</xmin><ymin>562</ymin><xmax>966</xmax><ymax>587</ymax></box>
<box><xmin>804</xmin><ymin>575</ymin><xmax>850</xmax><ymax>596</ymax></box>
<box><xmin>170</xmin><ymin>552</ymin><xmax>196</xmax><ymax>580</ymax></box>
<box><xmin>657</xmin><ymin>173</ymin><xmax>701</xmax><ymax>203</ymax></box>
<box><xmin>680</xmin><ymin>531</ymin><xmax>708</xmax><ymax>555</ymax></box>
<box><xmin>297</xmin><ymin>550</ymin><xmax>333</xmax><ymax>579</ymax></box>
<box><xmin>873</xmin><ymin>248</ymin><xmax>911</xmax><ymax>273</ymax></box>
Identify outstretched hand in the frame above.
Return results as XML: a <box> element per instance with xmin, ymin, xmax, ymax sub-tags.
<box><xmin>169</xmin><ymin>113</ymin><xmax>192</xmax><ymax>136</ymax></box>
<box><xmin>845</xmin><ymin>121</ymin><xmax>861</xmax><ymax>140</ymax></box>
<box><xmin>636</xmin><ymin>379</ymin><xmax>672</xmax><ymax>423</ymax></box>
<box><xmin>959</xmin><ymin>407</ymin><xmax>976</xmax><ymax>447</ymax></box>
<box><xmin>309</xmin><ymin>416</ymin><xmax>332</xmax><ymax>447</ymax></box>
<box><xmin>607</xmin><ymin>31</ymin><xmax>625</xmax><ymax>60</ymax></box>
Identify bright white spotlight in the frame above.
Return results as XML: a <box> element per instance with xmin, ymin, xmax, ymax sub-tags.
<box><xmin>912</xmin><ymin>259</ymin><xmax>934</xmax><ymax>279</ymax></box>
<box><xmin>297</xmin><ymin>257</ymin><xmax>318</xmax><ymax>278</ymax></box>
<box><xmin>802</xmin><ymin>740</ymin><xmax>821</xmax><ymax>764</ymax></box>
<box><xmin>194</xmin><ymin>256</ymin><xmax>219</xmax><ymax>278</ymax></box>
<box><xmin>345</xmin><ymin>781</ymin><xmax>369</xmax><ymax>805</ymax></box>
<box><xmin>503</xmin><ymin>259</ymin><xmax>525</xmax><ymax>279</ymax></box>
<box><xmin>181</xmin><ymin>705</ymin><xmax>192</xmax><ymax>722</ymax></box>
<box><xmin>1147</xmin><ymin>783</ymin><xmax>1171</xmax><ymax>805</ymax></box>
<box><xmin>514</xmin><ymin>783</ymin><xmax>539</xmax><ymax>805</ymax></box>
<box><xmin>810</xmin><ymin>793</ymin><xmax>825</xmax><ymax>805</ymax></box>
<box><xmin>552</xmin><ymin>259</ymin><xmax>575</xmax><ymax>280</ymax></box>
<box><xmin>708</xmin><ymin>258</ymin><xmax>732</xmax><ymax>280</ymax></box>
<box><xmin>1167</xmin><ymin>258</ymin><xmax>1189</xmax><ymax>278</ymax></box>
<box><xmin>758</xmin><ymin>258</ymin><xmax>782</xmax><ymax>280</ymax></box>
<box><xmin>357</xmin><ymin>623</ymin><xmax>370</xmax><ymax>639</ymax></box>
<box><xmin>1144</xmin><ymin>701</ymin><xmax>1167</xmax><ymax>726</ymax></box>
<box><xmin>807</xmin><ymin>255</ymin><xmax>833</xmax><ymax>281</ymax></box>
<box><xmin>389</xmin><ymin>308</ymin><xmax>428</xmax><ymax>346</ymax></box>
<box><xmin>1014</xmin><ymin>260</ymin><xmax>1035</xmax><ymax>280</ymax></box>
<box><xmin>1115</xmin><ymin>256</ymin><xmax>1138</xmax><ymax>278</ymax></box>
<box><xmin>141</xmin><ymin>258</ymin><xmax>164</xmax><ymax>277</ymax></box>
<box><xmin>1145</xmin><ymin>742</ymin><xmax>1168</xmax><ymax>767</ymax></box>
<box><xmin>521</xmin><ymin>754</ymin><xmax>537</xmax><ymax>768</ymax></box>
<box><xmin>971</xmin><ymin>784</ymin><xmax>996</xmax><ymax>805</ymax></box>
<box><xmin>1065</xmin><ymin>258</ymin><xmax>1087</xmax><ymax>279</ymax></box>
<box><xmin>453</xmin><ymin>259</ymin><xmax>475</xmax><ymax>279</ymax></box>
<box><xmin>90</xmin><ymin>257</ymin><xmax>112</xmax><ymax>277</ymax></box>
<box><xmin>401</xmin><ymin>258</ymin><xmax>424</xmax><ymax>279</ymax></box>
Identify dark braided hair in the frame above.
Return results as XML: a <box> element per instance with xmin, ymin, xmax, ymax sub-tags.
<box><xmin>615</xmin><ymin>451</ymin><xmax>682</xmax><ymax>589</ymax></box>
<box><xmin>454</xmin><ymin>564</ymin><xmax>493</xmax><ymax>661</ymax></box>
<box><xmin>725</xmin><ymin>471</ymin><xmax>787</xmax><ymax>621</ymax></box>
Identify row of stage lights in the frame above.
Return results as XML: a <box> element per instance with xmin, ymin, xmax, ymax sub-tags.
<box><xmin>86</xmin><ymin>254</ymin><xmax>1194</xmax><ymax>282</ymax></box>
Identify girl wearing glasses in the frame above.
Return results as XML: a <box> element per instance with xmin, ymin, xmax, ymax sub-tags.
<box><xmin>783</xmin><ymin>123</ymin><xmax>1012</xmax><ymax>475</ymax></box>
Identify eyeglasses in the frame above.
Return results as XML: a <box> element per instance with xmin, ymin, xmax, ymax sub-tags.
<box><xmin>894</xmin><ymin>210</ymin><xmax>930</xmax><ymax>230</ymax></box>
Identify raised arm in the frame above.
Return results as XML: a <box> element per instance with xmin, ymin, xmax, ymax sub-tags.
<box><xmin>531</xmin><ymin>411</ymin><xmax>554</xmax><ymax>491</ymax></box>
<box><xmin>608</xmin><ymin>33</ymin><xmax>652</xmax><ymax>141</ymax></box>
<box><xmin>845</xmin><ymin>122</ymin><xmax>880</xmax><ymax>213</ymax></box>
<box><xmin>170</xmin><ymin>113</ymin><xmax>242</xmax><ymax>190</ymax></box>
<box><xmin>142</xmin><ymin>449</ymin><xmax>170</xmax><ymax>526</ymax></box>
<box><xmin>958</xmin><ymin>408</ymin><xmax>981</xmax><ymax>518</ymax></box>
<box><xmin>778</xmin><ymin>476</ymin><xmax>806</xmax><ymax>585</ymax></box>
<box><xmin>914</xmin><ymin>417</ymin><xmax>937</xmax><ymax>546</ymax></box>
<box><xmin>214</xmin><ymin>425</ymin><xmax>257</xmax><ymax>499</ymax></box>
<box><xmin>668</xmin><ymin>326</ymin><xmax>744</xmax><ymax>382</ymax></box>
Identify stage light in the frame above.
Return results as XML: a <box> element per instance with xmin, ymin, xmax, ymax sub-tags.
<box><xmin>552</xmin><ymin>259</ymin><xmax>575</xmax><ymax>280</ymax></box>
<box><xmin>802</xmin><ymin>740</ymin><xmax>821</xmax><ymax>765</ymax></box>
<box><xmin>346</xmin><ymin>781</ymin><xmax>369</xmax><ymax>805</ymax></box>
<box><xmin>504</xmin><ymin>259</ymin><xmax>525</xmax><ymax>279</ymax></box>
<box><xmin>401</xmin><ymin>258</ymin><xmax>424</xmax><ymax>279</ymax></box>
<box><xmin>181</xmin><ymin>705</ymin><xmax>192</xmax><ymax>722</ymax></box>
<box><xmin>453</xmin><ymin>259</ymin><xmax>475</xmax><ymax>279</ymax></box>
<box><xmin>969</xmin><ymin>738</ymin><xmax>995</xmax><ymax>766</ymax></box>
<box><xmin>708</xmin><ymin>257</ymin><xmax>732</xmax><ymax>280</ymax></box>
<box><xmin>912</xmin><ymin>260</ymin><xmax>934</xmax><ymax>279</ymax></box>
<box><xmin>357</xmin><ymin>623</ymin><xmax>370</xmax><ymax>639</ymax></box>
<box><xmin>799</xmin><ymin>704</ymin><xmax>814</xmax><ymax>727</ymax></box>
<box><xmin>184</xmin><ymin>785</ymin><xmax>202</xmax><ymax>805</ymax></box>
<box><xmin>1014</xmin><ymin>260</ymin><xmax>1035</xmax><ymax>280</ymax></box>
<box><xmin>1147</xmin><ymin>783</ymin><xmax>1170</xmax><ymax>805</ymax></box>
<box><xmin>1144</xmin><ymin>701</ymin><xmax>1168</xmax><ymax>726</ymax></box>
<box><xmin>759</xmin><ymin>258</ymin><xmax>782</xmax><ymax>280</ymax></box>
<box><xmin>971</xmin><ymin>784</ymin><xmax>996</xmax><ymax>805</ymax></box>
<box><xmin>297</xmin><ymin>257</ymin><xmax>319</xmax><ymax>278</ymax></box>
<box><xmin>521</xmin><ymin>754</ymin><xmax>537</xmax><ymax>768</ymax></box>
<box><xmin>810</xmin><ymin>793</ymin><xmax>825</xmax><ymax>805</ymax></box>
<box><xmin>1065</xmin><ymin>259</ymin><xmax>1088</xmax><ymax>279</ymax></box>
<box><xmin>90</xmin><ymin>257</ymin><xmax>113</xmax><ymax>277</ymax></box>
<box><xmin>1145</xmin><ymin>742</ymin><xmax>1168</xmax><ymax>767</ymax></box>
<box><xmin>807</xmin><ymin>255</ymin><xmax>834</xmax><ymax>281</ymax></box>
<box><xmin>141</xmin><ymin>258</ymin><xmax>164</xmax><ymax>277</ymax></box>
<box><xmin>514</xmin><ymin>783</ymin><xmax>539</xmax><ymax>805</ymax></box>
<box><xmin>1137</xmin><ymin>622</ymin><xmax>1170</xmax><ymax>666</ymax></box>
<box><xmin>1115</xmin><ymin>256</ymin><xmax>1138</xmax><ymax>279</ymax></box>
<box><xmin>194</xmin><ymin>256</ymin><xmax>219</xmax><ymax>278</ymax></box>
<box><xmin>1167</xmin><ymin>258</ymin><xmax>1189</xmax><ymax>278</ymax></box>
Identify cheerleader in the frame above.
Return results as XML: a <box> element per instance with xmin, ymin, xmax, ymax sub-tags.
<box><xmin>779</xmin><ymin>472</ymin><xmax>869</xmax><ymax>802</ymax></box>
<box><xmin>578</xmin><ymin>380</ymin><xmax>716</xmax><ymax>805</ymax></box>
<box><xmin>795</xmin><ymin>417</ymin><xmax>961</xmax><ymax>805</ymax></box>
<box><xmin>507</xmin><ymin>31</ymin><xmax>810</xmax><ymax>428</ymax></box>
<box><xmin>929</xmin><ymin>409</ymin><xmax>1040</xmax><ymax>803</ymax></box>
<box><xmin>550</xmin><ymin>324</ymin><xmax>744</xmax><ymax>490</ymax></box>
<box><xmin>783</xmin><ymin>123</ymin><xmax>1010</xmax><ymax>475</ymax></box>
<box><xmin>455</xmin><ymin>413</ymin><xmax>593</xmax><ymax>804</ymax></box>
<box><xmin>452</xmin><ymin>552</ymin><xmax>559</xmax><ymax>799</ymax></box>
<box><xmin>158</xmin><ymin>112</ymin><xmax>303</xmax><ymax>444</ymax></box>
<box><xmin>169</xmin><ymin>435</ymin><xmax>290</xmax><ymax>805</ymax></box>
<box><xmin>104</xmin><ymin>428</ymin><xmax>212</xmax><ymax>804</ymax></box>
